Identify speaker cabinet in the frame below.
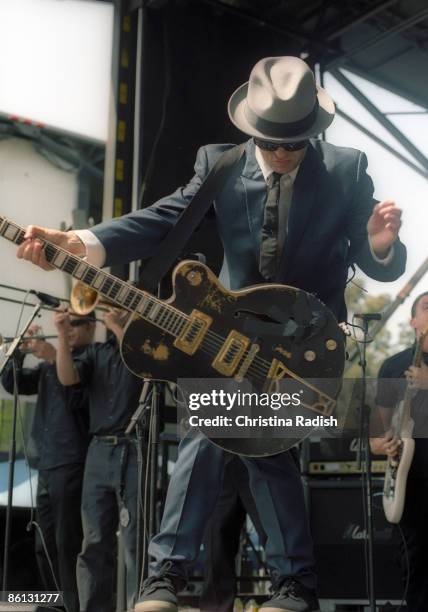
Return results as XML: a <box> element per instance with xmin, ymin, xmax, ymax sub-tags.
<box><xmin>306</xmin><ymin>478</ymin><xmax>403</xmax><ymax>600</ymax></box>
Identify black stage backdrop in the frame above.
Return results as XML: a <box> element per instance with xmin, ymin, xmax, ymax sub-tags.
<box><xmin>137</xmin><ymin>1</ymin><xmax>303</xmax><ymax>281</ymax></box>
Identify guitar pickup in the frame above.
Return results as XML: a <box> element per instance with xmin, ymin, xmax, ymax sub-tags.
<box><xmin>212</xmin><ymin>330</ymin><xmax>250</xmax><ymax>377</ymax></box>
<box><xmin>174</xmin><ymin>309</ymin><xmax>212</xmax><ymax>355</ymax></box>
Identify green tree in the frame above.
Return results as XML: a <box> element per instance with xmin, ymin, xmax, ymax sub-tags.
<box><xmin>344</xmin><ymin>278</ymin><xmax>393</xmax><ymax>378</ymax></box>
<box><xmin>397</xmin><ymin>320</ymin><xmax>415</xmax><ymax>350</ymax></box>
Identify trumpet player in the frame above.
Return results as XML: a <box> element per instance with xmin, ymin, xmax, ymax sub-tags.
<box><xmin>1</xmin><ymin>313</ymin><xmax>95</xmax><ymax>612</ymax></box>
<box><xmin>54</xmin><ymin>306</ymin><xmax>144</xmax><ymax>612</ymax></box>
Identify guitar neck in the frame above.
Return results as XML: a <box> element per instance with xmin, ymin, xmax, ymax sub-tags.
<box><xmin>0</xmin><ymin>217</ymin><xmax>188</xmax><ymax>336</ymax></box>
<box><xmin>398</xmin><ymin>329</ymin><xmax>428</xmax><ymax>431</ymax></box>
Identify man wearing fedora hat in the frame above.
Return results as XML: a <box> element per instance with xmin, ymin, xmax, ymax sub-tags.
<box><xmin>17</xmin><ymin>56</ymin><xmax>406</xmax><ymax>612</ymax></box>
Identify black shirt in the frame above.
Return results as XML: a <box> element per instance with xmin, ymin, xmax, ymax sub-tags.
<box><xmin>73</xmin><ymin>337</ymin><xmax>143</xmax><ymax>435</ymax></box>
<box><xmin>376</xmin><ymin>346</ymin><xmax>428</xmax><ymax>476</ymax></box>
<box><xmin>1</xmin><ymin>349</ymin><xmax>90</xmax><ymax>470</ymax></box>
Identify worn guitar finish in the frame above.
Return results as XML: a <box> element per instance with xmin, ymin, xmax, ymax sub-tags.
<box><xmin>0</xmin><ymin>216</ymin><xmax>345</xmax><ymax>456</ymax></box>
<box><xmin>122</xmin><ymin>261</ymin><xmax>344</xmax><ymax>384</ymax></box>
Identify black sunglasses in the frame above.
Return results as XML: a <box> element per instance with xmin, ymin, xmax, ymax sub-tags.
<box><xmin>254</xmin><ymin>138</ymin><xmax>308</xmax><ymax>152</ymax></box>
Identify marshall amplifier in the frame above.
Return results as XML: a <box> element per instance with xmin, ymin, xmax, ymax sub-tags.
<box><xmin>301</xmin><ymin>436</ymin><xmax>387</xmax><ymax>476</ymax></box>
<box><xmin>305</xmin><ymin>478</ymin><xmax>403</xmax><ymax>600</ymax></box>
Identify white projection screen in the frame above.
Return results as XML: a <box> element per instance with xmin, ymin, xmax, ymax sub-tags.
<box><xmin>0</xmin><ymin>0</ymin><xmax>114</xmax><ymax>143</ymax></box>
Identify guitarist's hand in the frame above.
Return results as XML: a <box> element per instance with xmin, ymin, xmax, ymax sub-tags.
<box><xmin>406</xmin><ymin>364</ymin><xmax>428</xmax><ymax>390</ymax></box>
<box><xmin>370</xmin><ymin>430</ymin><xmax>401</xmax><ymax>457</ymax></box>
<box><xmin>17</xmin><ymin>226</ymin><xmax>86</xmax><ymax>271</ymax></box>
<box><xmin>367</xmin><ymin>200</ymin><xmax>402</xmax><ymax>257</ymax></box>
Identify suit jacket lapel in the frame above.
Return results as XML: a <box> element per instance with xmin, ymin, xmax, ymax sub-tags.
<box><xmin>240</xmin><ymin>139</ymin><xmax>266</xmax><ymax>259</ymax></box>
<box><xmin>276</xmin><ymin>143</ymin><xmax>321</xmax><ymax>281</ymax></box>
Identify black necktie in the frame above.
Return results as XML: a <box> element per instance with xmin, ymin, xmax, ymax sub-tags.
<box><xmin>259</xmin><ymin>172</ymin><xmax>281</xmax><ymax>280</ymax></box>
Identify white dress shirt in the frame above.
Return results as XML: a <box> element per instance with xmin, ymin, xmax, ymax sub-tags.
<box><xmin>254</xmin><ymin>145</ymin><xmax>393</xmax><ymax>266</ymax></box>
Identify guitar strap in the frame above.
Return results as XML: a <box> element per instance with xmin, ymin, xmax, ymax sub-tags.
<box><xmin>139</xmin><ymin>143</ymin><xmax>246</xmax><ymax>293</ymax></box>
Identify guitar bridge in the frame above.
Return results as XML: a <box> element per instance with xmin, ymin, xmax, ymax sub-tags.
<box><xmin>173</xmin><ymin>309</ymin><xmax>212</xmax><ymax>355</ymax></box>
<box><xmin>212</xmin><ymin>330</ymin><xmax>250</xmax><ymax>377</ymax></box>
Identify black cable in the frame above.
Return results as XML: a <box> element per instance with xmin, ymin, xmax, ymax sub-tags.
<box><xmin>348</xmin><ymin>318</ymin><xmax>376</xmax><ymax>345</ymax></box>
<box><xmin>361</xmin><ymin>461</ymin><xmax>371</xmax><ymax>601</ymax></box>
<box><xmin>371</xmin><ymin>493</ymin><xmax>410</xmax><ymax>612</ymax></box>
<box><xmin>352</xmin><ymin>313</ymin><xmax>372</xmax><ymax>603</ymax></box>
<box><xmin>9</xmin><ymin>293</ymin><xmax>61</xmax><ymax>592</ymax></box>
<box><xmin>11</xmin><ymin>365</ymin><xmax>62</xmax><ymax>593</ymax></box>
<box><xmin>27</xmin><ymin>520</ymin><xmax>61</xmax><ymax>593</ymax></box>
<box><xmin>396</xmin><ymin>522</ymin><xmax>410</xmax><ymax>612</ymax></box>
<box><xmin>139</xmin><ymin>387</ymin><xmax>154</xmax><ymax>595</ymax></box>
<box><xmin>14</xmin><ymin>290</ymin><xmax>32</xmax><ymax>336</ymax></box>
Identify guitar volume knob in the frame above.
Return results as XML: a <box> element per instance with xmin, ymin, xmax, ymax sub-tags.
<box><xmin>187</xmin><ymin>271</ymin><xmax>202</xmax><ymax>286</ymax></box>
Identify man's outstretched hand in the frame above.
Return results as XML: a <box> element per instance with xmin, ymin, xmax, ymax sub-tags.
<box><xmin>367</xmin><ymin>200</ymin><xmax>402</xmax><ymax>258</ymax></box>
<box><xmin>17</xmin><ymin>226</ymin><xmax>86</xmax><ymax>270</ymax></box>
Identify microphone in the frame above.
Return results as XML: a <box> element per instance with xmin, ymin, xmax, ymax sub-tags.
<box><xmin>30</xmin><ymin>290</ymin><xmax>61</xmax><ymax>309</ymax></box>
<box><xmin>354</xmin><ymin>312</ymin><xmax>382</xmax><ymax>321</ymax></box>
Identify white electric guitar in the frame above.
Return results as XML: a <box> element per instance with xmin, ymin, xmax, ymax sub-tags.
<box><xmin>383</xmin><ymin>327</ymin><xmax>428</xmax><ymax>524</ymax></box>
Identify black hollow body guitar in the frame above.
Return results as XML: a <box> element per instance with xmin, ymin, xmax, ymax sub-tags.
<box><xmin>0</xmin><ymin>216</ymin><xmax>345</xmax><ymax>456</ymax></box>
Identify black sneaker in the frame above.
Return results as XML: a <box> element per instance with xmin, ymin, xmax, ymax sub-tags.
<box><xmin>134</xmin><ymin>573</ymin><xmax>181</xmax><ymax>612</ymax></box>
<box><xmin>260</xmin><ymin>577</ymin><xmax>320</xmax><ymax>612</ymax></box>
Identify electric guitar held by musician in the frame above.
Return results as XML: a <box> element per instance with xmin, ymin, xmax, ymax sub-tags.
<box><xmin>383</xmin><ymin>326</ymin><xmax>428</xmax><ymax>524</ymax></box>
<box><xmin>0</xmin><ymin>216</ymin><xmax>345</xmax><ymax>455</ymax></box>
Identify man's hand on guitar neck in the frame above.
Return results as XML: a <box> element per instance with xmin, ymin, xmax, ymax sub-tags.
<box><xmin>17</xmin><ymin>225</ymin><xmax>86</xmax><ymax>270</ymax></box>
<box><xmin>370</xmin><ymin>429</ymin><xmax>402</xmax><ymax>458</ymax></box>
<box><xmin>405</xmin><ymin>363</ymin><xmax>428</xmax><ymax>390</ymax></box>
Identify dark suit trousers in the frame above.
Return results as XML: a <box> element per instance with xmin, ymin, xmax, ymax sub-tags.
<box><xmin>35</xmin><ymin>463</ymin><xmax>84</xmax><ymax>612</ymax></box>
<box><xmin>77</xmin><ymin>439</ymin><xmax>140</xmax><ymax>612</ymax></box>
<box><xmin>149</xmin><ymin>432</ymin><xmax>315</xmax><ymax>590</ymax></box>
<box><xmin>200</xmin><ymin>456</ymin><xmax>267</xmax><ymax>611</ymax></box>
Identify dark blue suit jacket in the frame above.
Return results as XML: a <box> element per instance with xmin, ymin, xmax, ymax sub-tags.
<box><xmin>92</xmin><ymin>139</ymin><xmax>406</xmax><ymax>321</ymax></box>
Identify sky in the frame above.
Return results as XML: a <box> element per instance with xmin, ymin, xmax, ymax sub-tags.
<box><xmin>0</xmin><ymin>0</ymin><xmax>113</xmax><ymax>142</ymax></box>
<box><xmin>324</xmin><ymin>69</ymin><xmax>428</xmax><ymax>338</ymax></box>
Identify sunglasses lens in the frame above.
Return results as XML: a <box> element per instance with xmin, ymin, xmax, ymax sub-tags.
<box><xmin>255</xmin><ymin>138</ymin><xmax>308</xmax><ymax>151</ymax></box>
<box><xmin>255</xmin><ymin>139</ymin><xmax>277</xmax><ymax>151</ymax></box>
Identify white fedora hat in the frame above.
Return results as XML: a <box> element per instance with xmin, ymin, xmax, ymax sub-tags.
<box><xmin>228</xmin><ymin>56</ymin><xmax>335</xmax><ymax>141</ymax></box>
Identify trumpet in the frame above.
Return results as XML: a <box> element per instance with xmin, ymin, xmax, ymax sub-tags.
<box><xmin>70</xmin><ymin>281</ymin><xmax>116</xmax><ymax>316</ymax></box>
<box><xmin>0</xmin><ymin>333</ymin><xmax>58</xmax><ymax>352</ymax></box>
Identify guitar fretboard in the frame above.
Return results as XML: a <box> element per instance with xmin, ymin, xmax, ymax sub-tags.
<box><xmin>0</xmin><ymin>217</ymin><xmax>189</xmax><ymax>337</ymax></box>
<box><xmin>398</xmin><ymin>327</ymin><xmax>428</xmax><ymax>431</ymax></box>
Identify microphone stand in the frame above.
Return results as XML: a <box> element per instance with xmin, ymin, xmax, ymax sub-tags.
<box><xmin>1</xmin><ymin>302</ymin><xmax>42</xmax><ymax>591</ymax></box>
<box><xmin>125</xmin><ymin>380</ymin><xmax>151</xmax><ymax>594</ymax></box>
<box><xmin>124</xmin><ymin>378</ymin><xmax>162</xmax><ymax>602</ymax></box>
<box><xmin>355</xmin><ymin>314</ymin><xmax>379</xmax><ymax>612</ymax></box>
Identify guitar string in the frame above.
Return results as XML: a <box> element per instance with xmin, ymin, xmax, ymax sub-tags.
<box><xmin>6</xmin><ymin>221</ymin><xmax>324</xmax><ymax>385</ymax></box>
<box><xmin>3</xmin><ymin>220</ymin><xmax>272</xmax><ymax>380</ymax></box>
<box><xmin>3</xmin><ymin>220</ymin><xmax>329</xmax><ymax>385</ymax></box>
<box><xmin>36</xmin><ymin>226</ymin><xmax>276</xmax><ymax>375</ymax></box>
